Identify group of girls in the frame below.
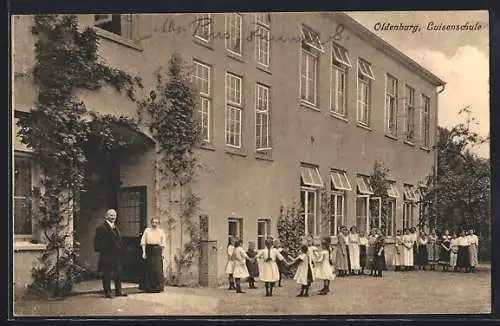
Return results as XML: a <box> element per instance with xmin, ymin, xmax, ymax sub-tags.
<box><xmin>335</xmin><ymin>226</ymin><xmax>386</xmax><ymax>277</ymax></box>
<box><xmin>394</xmin><ymin>227</ymin><xmax>479</xmax><ymax>272</ymax></box>
<box><xmin>225</xmin><ymin>236</ymin><xmax>336</xmax><ymax>297</ymax></box>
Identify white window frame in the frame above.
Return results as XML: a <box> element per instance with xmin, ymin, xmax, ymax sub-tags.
<box><xmin>225</xmin><ymin>106</ymin><xmax>242</xmax><ymax>148</ymax></box>
<box><xmin>256</xmin><ymin>12</ymin><xmax>271</xmax><ymax>27</ymax></box>
<box><xmin>421</xmin><ymin>94</ymin><xmax>431</xmax><ymax>148</ymax></box>
<box><xmin>386</xmin><ymin>181</ymin><xmax>399</xmax><ymax>198</ymax></box>
<box><xmin>330</xmin><ymin>45</ymin><xmax>350</xmax><ymax>117</ymax></box>
<box><xmin>301</xmin><ymin>186</ymin><xmax>319</xmax><ymax>237</ymax></box>
<box><xmin>194</xmin><ymin>13</ymin><xmax>212</xmax><ymax>42</ymax></box>
<box><xmin>387</xmin><ymin>199</ymin><xmax>396</xmax><ymax>236</ymax></box>
<box><xmin>225</xmin><ymin>73</ymin><xmax>242</xmax><ymax>105</ymax></box>
<box><xmin>357</xmin><ymin>72</ymin><xmax>371</xmax><ymax>126</ymax></box>
<box><xmin>402</xmin><ymin>201</ymin><xmax>415</xmax><ymax>230</ymax></box>
<box><xmin>405</xmin><ymin>85</ymin><xmax>416</xmax><ymax>142</ymax></box>
<box><xmin>94</xmin><ymin>14</ymin><xmax>113</xmax><ymax>25</ymax></box>
<box><xmin>356</xmin><ymin>194</ymin><xmax>370</xmax><ymax>235</ymax></box>
<box><xmin>330</xmin><ymin>170</ymin><xmax>352</xmax><ymax>191</ymax></box>
<box><xmin>255</xmin><ymin>83</ymin><xmax>271</xmax><ymax>151</ymax></box>
<box><xmin>330</xmin><ymin>191</ymin><xmax>345</xmax><ymax>236</ymax></box>
<box><xmin>300</xmin><ymin>165</ymin><xmax>323</xmax><ymax>187</ymax></box>
<box><xmin>358</xmin><ymin>59</ymin><xmax>375</xmax><ymax>80</ymax></box>
<box><xmin>254</xmin><ymin>14</ymin><xmax>270</xmax><ymax>67</ymax></box>
<box><xmin>257</xmin><ymin>219</ymin><xmax>271</xmax><ymax>249</ymax></box>
<box><xmin>403</xmin><ymin>184</ymin><xmax>418</xmax><ymax>202</ymax></box>
<box><xmin>228</xmin><ymin>217</ymin><xmax>243</xmax><ymax>243</ymax></box>
<box><xmin>13</xmin><ymin>153</ymin><xmax>34</xmax><ymax>237</ymax></box>
<box><xmin>225</xmin><ymin>13</ymin><xmax>242</xmax><ymax>55</ymax></box>
<box><xmin>193</xmin><ymin>60</ymin><xmax>211</xmax><ymax>142</ymax></box>
<box><xmin>94</xmin><ymin>14</ymin><xmax>134</xmax><ymax>39</ymax></box>
<box><xmin>300</xmin><ymin>48</ymin><xmax>318</xmax><ymax>106</ymax></box>
<box><xmin>385</xmin><ymin>74</ymin><xmax>398</xmax><ymax>136</ymax></box>
<box><xmin>356</xmin><ymin>175</ymin><xmax>374</xmax><ymax>195</ymax></box>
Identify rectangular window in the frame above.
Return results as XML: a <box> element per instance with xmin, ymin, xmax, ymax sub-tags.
<box><xmin>14</xmin><ymin>155</ymin><xmax>33</xmax><ymax>235</ymax></box>
<box><xmin>387</xmin><ymin>200</ymin><xmax>396</xmax><ymax>236</ymax></box>
<box><xmin>225</xmin><ymin>13</ymin><xmax>242</xmax><ymax>55</ymax></box>
<box><xmin>403</xmin><ymin>184</ymin><xmax>417</xmax><ymax>229</ymax></box>
<box><xmin>193</xmin><ymin>60</ymin><xmax>211</xmax><ymax>142</ymax></box>
<box><xmin>257</xmin><ymin>219</ymin><xmax>271</xmax><ymax>249</ymax></box>
<box><xmin>228</xmin><ymin>217</ymin><xmax>243</xmax><ymax>244</ymax></box>
<box><xmin>403</xmin><ymin>184</ymin><xmax>418</xmax><ymax>202</ymax></box>
<box><xmin>421</xmin><ymin>94</ymin><xmax>431</xmax><ymax>148</ymax></box>
<box><xmin>330</xmin><ymin>192</ymin><xmax>345</xmax><ymax>236</ymax></box>
<box><xmin>330</xmin><ymin>44</ymin><xmax>350</xmax><ymax>117</ymax></box>
<box><xmin>356</xmin><ymin>195</ymin><xmax>369</xmax><ymax>235</ymax></box>
<box><xmin>225</xmin><ymin>73</ymin><xmax>243</xmax><ymax>148</ymax></box>
<box><xmin>405</xmin><ymin>85</ymin><xmax>416</xmax><ymax>142</ymax></box>
<box><xmin>94</xmin><ymin>14</ymin><xmax>134</xmax><ymax>39</ymax></box>
<box><xmin>385</xmin><ymin>74</ymin><xmax>398</xmax><ymax>136</ymax></box>
<box><xmin>255</xmin><ymin>14</ymin><xmax>270</xmax><ymax>67</ymax></box>
<box><xmin>300</xmin><ymin>163</ymin><xmax>322</xmax><ymax>236</ymax></box>
<box><xmin>301</xmin><ymin>25</ymin><xmax>324</xmax><ymax>52</ymax></box>
<box><xmin>300</xmin><ymin>49</ymin><xmax>318</xmax><ymax>105</ymax></box>
<box><xmin>194</xmin><ymin>13</ymin><xmax>211</xmax><ymax>42</ymax></box>
<box><xmin>357</xmin><ymin>59</ymin><xmax>374</xmax><ymax>126</ymax></box>
<box><xmin>255</xmin><ymin>83</ymin><xmax>271</xmax><ymax>150</ymax></box>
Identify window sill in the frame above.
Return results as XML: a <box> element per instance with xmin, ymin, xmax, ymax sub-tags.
<box><xmin>356</xmin><ymin>123</ymin><xmax>372</xmax><ymax>132</ymax></box>
<box><xmin>255</xmin><ymin>150</ymin><xmax>273</xmax><ymax>161</ymax></box>
<box><xmin>420</xmin><ymin>146</ymin><xmax>432</xmax><ymax>152</ymax></box>
<box><xmin>14</xmin><ymin>241</ymin><xmax>47</xmax><ymax>252</ymax></box>
<box><xmin>404</xmin><ymin>140</ymin><xmax>416</xmax><ymax>147</ymax></box>
<box><xmin>385</xmin><ymin>133</ymin><xmax>398</xmax><ymax>141</ymax></box>
<box><xmin>225</xmin><ymin>147</ymin><xmax>247</xmax><ymax>157</ymax></box>
<box><xmin>199</xmin><ymin>142</ymin><xmax>216</xmax><ymax>151</ymax></box>
<box><xmin>330</xmin><ymin>112</ymin><xmax>348</xmax><ymax>123</ymax></box>
<box><xmin>93</xmin><ymin>27</ymin><xmax>143</xmax><ymax>52</ymax></box>
<box><xmin>300</xmin><ymin>100</ymin><xmax>320</xmax><ymax>112</ymax></box>
<box><xmin>193</xmin><ymin>37</ymin><xmax>214</xmax><ymax>50</ymax></box>
<box><xmin>256</xmin><ymin>64</ymin><xmax>272</xmax><ymax>75</ymax></box>
<box><xmin>225</xmin><ymin>50</ymin><xmax>244</xmax><ymax>63</ymax></box>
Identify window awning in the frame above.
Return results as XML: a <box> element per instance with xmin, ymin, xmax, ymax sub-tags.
<box><xmin>356</xmin><ymin>175</ymin><xmax>373</xmax><ymax>195</ymax></box>
<box><xmin>358</xmin><ymin>59</ymin><xmax>375</xmax><ymax>80</ymax></box>
<box><xmin>332</xmin><ymin>43</ymin><xmax>351</xmax><ymax>67</ymax></box>
<box><xmin>330</xmin><ymin>170</ymin><xmax>352</xmax><ymax>191</ymax></box>
<box><xmin>301</xmin><ymin>26</ymin><xmax>324</xmax><ymax>52</ymax></box>
<box><xmin>387</xmin><ymin>182</ymin><xmax>399</xmax><ymax>198</ymax></box>
<box><xmin>403</xmin><ymin>185</ymin><xmax>418</xmax><ymax>201</ymax></box>
<box><xmin>300</xmin><ymin>165</ymin><xmax>323</xmax><ymax>187</ymax></box>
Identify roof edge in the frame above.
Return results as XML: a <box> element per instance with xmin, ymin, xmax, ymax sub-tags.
<box><xmin>327</xmin><ymin>12</ymin><xmax>446</xmax><ymax>87</ymax></box>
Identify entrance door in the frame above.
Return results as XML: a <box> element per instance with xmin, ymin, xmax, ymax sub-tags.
<box><xmin>116</xmin><ymin>186</ymin><xmax>147</xmax><ymax>283</ymax></box>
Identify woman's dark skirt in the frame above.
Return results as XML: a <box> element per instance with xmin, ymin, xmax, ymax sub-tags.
<box><xmin>413</xmin><ymin>244</ymin><xmax>419</xmax><ymax>265</ymax></box>
<box><xmin>438</xmin><ymin>243</ymin><xmax>451</xmax><ymax>266</ymax></box>
<box><xmin>457</xmin><ymin>246</ymin><xmax>470</xmax><ymax>268</ymax></box>
<box><xmin>359</xmin><ymin>245</ymin><xmax>367</xmax><ymax>268</ymax></box>
<box><xmin>144</xmin><ymin>245</ymin><xmax>164</xmax><ymax>293</ymax></box>
<box><xmin>417</xmin><ymin>245</ymin><xmax>428</xmax><ymax>266</ymax></box>
<box><xmin>374</xmin><ymin>250</ymin><xmax>386</xmax><ymax>271</ymax></box>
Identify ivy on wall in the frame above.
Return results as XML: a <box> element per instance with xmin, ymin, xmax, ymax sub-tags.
<box><xmin>369</xmin><ymin>160</ymin><xmax>391</xmax><ymax>234</ymax></box>
<box><xmin>17</xmin><ymin>14</ymin><xmax>144</xmax><ymax>298</ymax></box>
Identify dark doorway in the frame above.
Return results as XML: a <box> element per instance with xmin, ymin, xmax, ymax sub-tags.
<box><xmin>116</xmin><ymin>186</ymin><xmax>147</xmax><ymax>283</ymax></box>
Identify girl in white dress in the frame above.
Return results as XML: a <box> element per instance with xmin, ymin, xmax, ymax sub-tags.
<box><xmin>288</xmin><ymin>244</ymin><xmax>315</xmax><ymax>297</ymax></box>
<box><xmin>225</xmin><ymin>236</ymin><xmax>236</xmax><ymax>290</ymax></box>
<box><xmin>468</xmin><ymin>229</ymin><xmax>479</xmax><ymax>271</ymax></box>
<box><xmin>315</xmin><ymin>240</ymin><xmax>336</xmax><ymax>295</ymax></box>
<box><xmin>347</xmin><ymin>226</ymin><xmax>361</xmax><ymax>275</ymax></box>
<box><xmin>232</xmin><ymin>238</ymin><xmax>253</xmax><ymax>293</ymax></box>
<box><xmin>393</xmin><ymin>229</ymin><xmax>403</xmax><ymax>271</ymax></box>
<box><xmin>449</xmin><ymin>232</ymin><xmax>458</xmax><ymax>271</ymax></box>
<box><xmin>402</xmin><ymin>228</ymin><xmax>414</xmax><ymax>270</ymax></box>
<box><xmin>255</xmin><ymin>238</ymin><xmax>286</xmax><ymax>297</ymax></box>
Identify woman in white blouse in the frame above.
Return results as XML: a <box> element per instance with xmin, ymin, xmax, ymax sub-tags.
<box><xmin>347</xmin><ymin>226</ymin><xmax>361</xmax><ymax>275</ymax></box>
<box><xmin>468</xmin><ymin>229</ymin><xmax>479</xmax><ymax>272</ymax></box>
<box><xmin>140</xmin><ymin>217</ymin><xmax>166</xmax><ymax>293</ymax></box>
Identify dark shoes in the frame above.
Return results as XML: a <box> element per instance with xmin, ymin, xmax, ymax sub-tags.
<box><xmin>115</xmin><ymin>292</ymin><xmax>128</xmax><ymax>297</ymax></box>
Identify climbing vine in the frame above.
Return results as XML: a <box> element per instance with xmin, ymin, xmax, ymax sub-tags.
<box><xmin>17</xmin><ymin>14</ymin><xmax>144</xmax><ymax>298</ymax></box>
<box><xmin>277</xmin><ymin>202</ymin><xmax>305</xmax><ymax>278</ymax></box>
<box><xmin>369</xmin><ymin>160</ymin><xmax>391</xmax><ymax>235</ymax></box>
<box><xmin>137</xmin><ymin>53</ymin><xmax>203</xmax><ymax>286</ymax></box>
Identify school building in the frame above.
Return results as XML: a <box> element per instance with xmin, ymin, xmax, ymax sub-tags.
<box><xmin>12</xmin><ymin>12</ymin><xmax>444</xmax><ymax>295</ymax></box>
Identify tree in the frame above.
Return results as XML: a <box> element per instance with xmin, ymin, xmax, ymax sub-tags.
<box><xmin>422</xmin><ymin>107</ymin><xmax>490</xmax><ymax>259</ymax></box>
<box><xmin>369</xmin><ymin>160</ymin><xmax>391</xmax><ymax>235</ymax></box>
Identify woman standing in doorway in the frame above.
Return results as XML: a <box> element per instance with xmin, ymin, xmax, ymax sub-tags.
<box><xmin>140</xmin><ymin>217</ymin><xmax>167</xmax><ymax>293</ymax></box>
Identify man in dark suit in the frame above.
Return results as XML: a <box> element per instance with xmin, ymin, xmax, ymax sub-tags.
<box><xmin>94</xmin><ymin>209</ymin><xmax>128</xmax><ymax>298</ymax></box>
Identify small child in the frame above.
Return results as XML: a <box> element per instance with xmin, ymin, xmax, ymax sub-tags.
<box><xmin>288</xmin><ymin>244</ymin><xmax>314</xmax><ymax>297</ymax></box>
<box><xmin>255</xmin><ymin>238</ymin><xmax>285</xmax><ymax>296</ymax></box>
<box><xmin>449</xmin><ymin>232</ymin><xmax>458</xmax><ymax>272</ymax></box>
<box><xmin>273</xmin><ymin>239</ymin><xmax>289</xmax><ymax>287</ymax></box>
<box><xmin>246</xmin><ymin>241</ymin><xmax>259</xmax><ymax>289</ymax></box>
<box><xmin>314</xmin><ymin>238</ymin><xmax>336</xmax><ymax>295</ymax></box>
<box><xmin>393</xmin><ymin>230</ymin><xmax>403</xmax><ymax>271</ymax></box>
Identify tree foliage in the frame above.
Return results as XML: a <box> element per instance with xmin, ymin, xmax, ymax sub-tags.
<box><xmin>369</xmin><ymin>160</ymin><xmax>391</xmax><ymax>234</ymax></box>
<box><xmin>276</xmin><ymin>203</ymin><xmax>305</xmax><ymax>277</ymax></box>
<box><xmin>422</xmin><ymin>107</ymin><xmax>490</xmax><ymax>259</ymax></box>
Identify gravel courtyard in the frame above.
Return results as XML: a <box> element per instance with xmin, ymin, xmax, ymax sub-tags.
<box><xmin>13</xmin><ymin>267</ymin><xmax>491</xmax><ymax>317</ymax></box>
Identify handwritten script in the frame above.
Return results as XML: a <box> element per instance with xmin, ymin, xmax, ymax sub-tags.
<box><xmin>154</xmin><ymin>18</ymin><xmax>347</xmax><ymax>45</ymax></box>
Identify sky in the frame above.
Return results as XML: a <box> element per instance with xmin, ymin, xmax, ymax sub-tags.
<box><xmin>347</xmin><ymin>11</ymin><xmax>490</xmax><ymax>158</ymax></box>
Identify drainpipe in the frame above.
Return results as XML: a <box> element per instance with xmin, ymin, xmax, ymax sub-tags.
<box><xmin>434</xmin><ymin>83</ymin><xmax>446</xmax><ymax>230</ymax></box>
